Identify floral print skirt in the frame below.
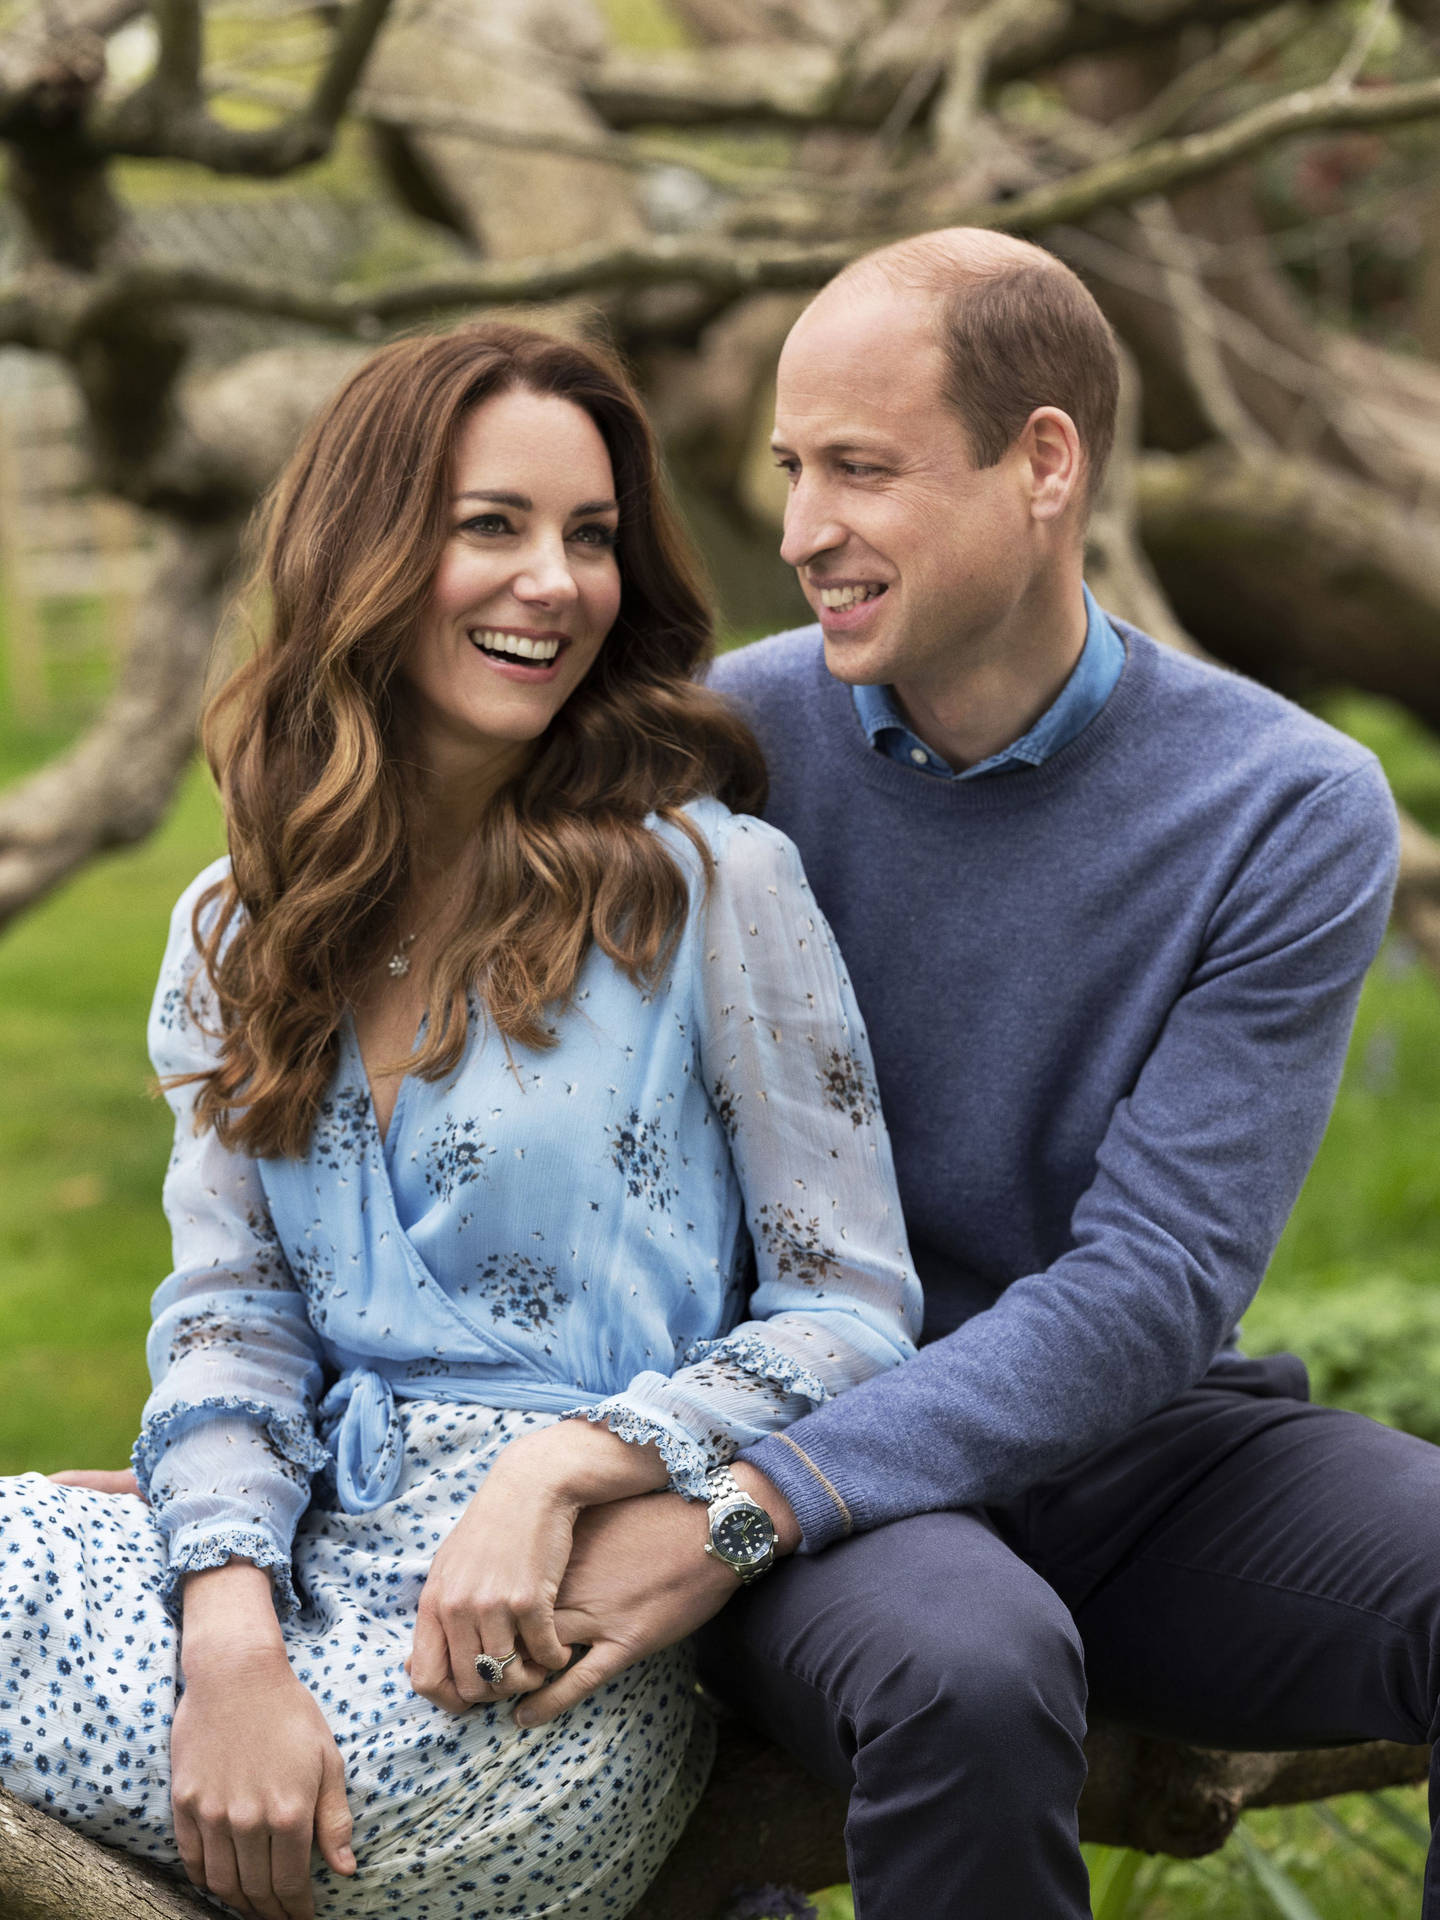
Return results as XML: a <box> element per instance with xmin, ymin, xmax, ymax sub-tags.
<box><xmin>0</xmin><ymin>1402</ymin><xmax>713</xmax><ymax>1917</ymax></box>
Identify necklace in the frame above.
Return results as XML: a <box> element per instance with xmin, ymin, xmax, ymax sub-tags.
<box><xmin>386</xmin><ymin>931</ymin><xmax>418</xmax><ymax>979</ymax></box>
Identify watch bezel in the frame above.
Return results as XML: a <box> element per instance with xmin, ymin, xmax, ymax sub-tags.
<box><xmin>705</xmin><ymin>1492</ymin><xmax>778</xmax><ymax>1578</ymax></box>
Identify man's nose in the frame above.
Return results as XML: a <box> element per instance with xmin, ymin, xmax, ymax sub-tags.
<box><xmin>779</xmin><ymin>481</ymin><xmax>845</xmax><ymax>570</ymax></box>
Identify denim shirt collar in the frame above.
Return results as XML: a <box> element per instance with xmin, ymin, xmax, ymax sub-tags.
<box><xmin>852</xmin><ymin>584</ymin><xmax>1125</xmax><ymax>780</ymax></box>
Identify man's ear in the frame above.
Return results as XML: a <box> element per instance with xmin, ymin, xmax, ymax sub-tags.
<box><xmin>1023</xmin><ymin>407</ymin><xmax>1083</xmax><ymax>523</ymax></box>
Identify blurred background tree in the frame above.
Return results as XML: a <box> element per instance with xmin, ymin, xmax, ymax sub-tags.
<box><xmin>0</xmin><ymin>1</ymin><xmax>1438</xmax><ymax>1913</ymax></box>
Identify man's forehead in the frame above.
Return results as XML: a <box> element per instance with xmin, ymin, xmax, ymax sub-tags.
<box><xmin>775</xmin><ymin>284</ymin><xmax>944</xmax><ymax>424</ymax></box>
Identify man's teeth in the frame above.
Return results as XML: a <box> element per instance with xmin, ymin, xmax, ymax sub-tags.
<box><xmin>469</xmin><ymin>630</ymin><xmax>562</xmax><ymax>662</ymax></box>
<box><xmin>818</xmin><ymin>585</ymin><xmax>886</xmax><ymax>611</ymax></box>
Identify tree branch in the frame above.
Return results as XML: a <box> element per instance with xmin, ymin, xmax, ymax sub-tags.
<box><xmin>0</xmin><ymin>66</ymin><xmax>1415</xmax><ymax>343</ymax></box>
<box><xmin>998</xmin><ymin>72</ymin><xmax>1440</xmax><ymax>235</ymax></box>
<box><xmin>0</xmin><ymin>518</ymin><xmax>238</xmax><ymax>931</ymax></box>
<box><xmin>0</xmin><ymin>1780</ymin><xmax>210</xmax><ymax>1917</ymax></box>
<box><xmin>94</xmin><ymin>0</ymin><xmax>395</xmax><ymax>175</ymax></box>
<box><xmin>1113</xmin><ymin>2</ymin><xmax>1307</xmax><ymax>146</ymax></box>
<box><xmin>151</xmin><ymin>0</ymin><xmax>202</xmax><ymax>105</ymax></box>
<box><xmin>579</xmin><ymin>0</ymin><xmax>1297</xmax><ymax>130</ymax></box>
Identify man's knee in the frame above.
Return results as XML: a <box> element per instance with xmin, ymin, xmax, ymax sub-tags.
<box><xmin>705</xmin><ymin>1511</ymin><xmax>1086</xmax><ymax>1776</ymax></box>
<box><xmin>850</xmin><ymin>1560</ymin><xmax>1086</xmax><ymax>1761</ymax></box>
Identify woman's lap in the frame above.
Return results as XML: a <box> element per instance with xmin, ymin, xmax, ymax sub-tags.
<box><xmin>0</xmin><ymin>1403</ymin><xmax>710</xmax><ymax>1918</ymax></box>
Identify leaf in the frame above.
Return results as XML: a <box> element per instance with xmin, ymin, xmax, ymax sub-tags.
<box><xmin>1091</xmin><ymin>1846</ymin><xmax>1147</xmax><ymax>1919</ymax></box>
<box><xmin>1366</xmin><ymin>1789</ymin><xmax>1433</xmax><ymax>1853</ymax></box>
<box><xmin>1233</xmin><ymin>1825</ymin><xmax>1326</xmax><ymax>1920</ymax></box>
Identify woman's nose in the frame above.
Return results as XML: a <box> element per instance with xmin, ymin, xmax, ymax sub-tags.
<box><xmin>514</xmin><ymin>537</ymin><xmax>579</xmax><ymax>606</ymax></box>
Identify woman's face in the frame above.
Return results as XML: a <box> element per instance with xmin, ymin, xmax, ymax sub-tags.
<box><xmin>404</xmin><ymin>387</ymin><xmax>623</xmax><ymax>770</ymax></box>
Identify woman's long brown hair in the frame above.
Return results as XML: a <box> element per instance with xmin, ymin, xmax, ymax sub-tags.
<box><xmin>184</xmin><ymin>321</ymin><xmax>767</xmax><ymax>1160</ymax></box>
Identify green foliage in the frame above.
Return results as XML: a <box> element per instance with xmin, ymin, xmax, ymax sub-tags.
<box><xmin>1243</xmin><ymin>1272</ymin><xmax>1440</xmax><ymax>1446</ymax></box>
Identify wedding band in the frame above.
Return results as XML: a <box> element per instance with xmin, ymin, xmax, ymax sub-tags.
<box><xmin>474</xmin><ymin>1649</ymin><xmax>520</xmax><ymax>1686</ymax></box>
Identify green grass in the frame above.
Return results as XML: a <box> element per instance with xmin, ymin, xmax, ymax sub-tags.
<box><xmin>0</xmin><ymin>748</ymin><xmax>224</xmax><ymax>1470</ymax></box>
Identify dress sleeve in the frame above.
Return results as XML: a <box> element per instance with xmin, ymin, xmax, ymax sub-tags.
<box><xmin>133</xmin><ymin>864</ymin><xmax>330</xmax><ymax>1619</ymax></box>
<box><xmin>572</xmin><ymin>814</ymin><xmax>922</xmax><ymax>1498</ymax></box>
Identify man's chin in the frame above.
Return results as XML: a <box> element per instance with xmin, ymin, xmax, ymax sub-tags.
<box><xmin>819</xmin><ymin>629</ymin><xmax>891</xmax><ymax>686</ymax></box>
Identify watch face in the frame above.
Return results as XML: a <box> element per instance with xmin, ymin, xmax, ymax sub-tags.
<box><xmin>714</xmin><ymin>1505</ymin><xmax>775</xmax><ymax>1565</ymax></box>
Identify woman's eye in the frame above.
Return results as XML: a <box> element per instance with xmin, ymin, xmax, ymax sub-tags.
<box><xmin>570</xmin><ymin>523</ymin><xmax>619</xmax><ymax>548</ymax></box>
<box><xmin>460</xmin><ymin>513</ymin><xmax>513</xmax><ymax>536</ymax></box>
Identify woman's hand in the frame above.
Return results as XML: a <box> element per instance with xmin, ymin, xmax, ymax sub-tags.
<box><xmin>408</xmin><ymin>1418</ymin><xmax>667</xmax><ymax>1717</ymax></box>
<box><xmin>174</xmin><ymin>1563</ymin><xmax>355</xmax><ymax>1920</ymax></box>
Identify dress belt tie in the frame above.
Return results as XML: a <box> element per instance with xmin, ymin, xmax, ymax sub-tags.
<box><xmin>320</xmin><ymin>1368</ymin><xmax>406</xmax><ymax>1514</ymax></box>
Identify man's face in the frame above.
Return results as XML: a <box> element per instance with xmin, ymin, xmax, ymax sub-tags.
<box><xmin>772</xmin><ymin>281</ymin><xmax>1040</xmax><ymax>696</ymax></box>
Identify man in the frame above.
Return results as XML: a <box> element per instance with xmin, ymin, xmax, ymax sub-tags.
<box><xmin>518</xmin><ymin>227</ymin><xmax>1440</xmax><ymax>1918</ymax></box>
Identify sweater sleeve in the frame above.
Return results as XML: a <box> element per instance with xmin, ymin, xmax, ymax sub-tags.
<box><xmin>568</xmin><ymin>813</ymin><xmax>922</xmax><ymax>1498</ymax></box>
<box><xmin>742</xmin><ymin>758</ymin><xmax>1401</xmax><ymax>1550</ymax></box>
<box><xmin>133</xmin><ymin>865</ymin><xmax>330</xmax><ymax>1618</ymax></box>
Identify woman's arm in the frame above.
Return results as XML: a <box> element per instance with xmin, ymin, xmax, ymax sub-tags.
<box><xmin>172</xmin><ymin>1563</ymin><xmax>354</xmax><ymax>1920</ymax></box>
<box><xmin>565</xmin><ymin>811</ymin><xmax>923</xmax><ymax>1494</ymax></box>
<box><xmin>137</xmin><ymin>863</ymin><xmax>330</xmax><ymax>1621</ymax></box>
<box><xmin>139</xmin><ymin>870</ymin><xmax>346</xmax><ymax>1914</ymax></box>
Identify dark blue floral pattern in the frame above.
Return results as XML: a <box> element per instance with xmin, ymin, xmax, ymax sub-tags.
<box><xmin>425</xmin><ymin>1117</ymin><xmax>495</xmax><ymax>1200</ymax></box>
<box><xmin>608</xmin><ymin>1108</ymin><xmax>678</xmax><ymax>1212</ymax></box>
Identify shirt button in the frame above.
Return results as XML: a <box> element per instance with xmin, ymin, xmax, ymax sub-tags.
<box><xmin>909</xmin><ymin>747</ymin><xmax>928</xmax><ymax>765</ymax></box>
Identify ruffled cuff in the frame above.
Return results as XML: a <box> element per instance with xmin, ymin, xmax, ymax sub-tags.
<box><xmin>160</xmin><ymin>1523</ymin><xmax>302</xmax><ymax>1623</ymax></box>
<box><xmin>132</xmin><ymin>1394</ymin><xmax>331</xmax><ymax>1494</ymax></box>
<box><xmin>564</xmin><ymin>1333</ymin><xmax>829</xmax><ymax>1501</ymax></box>
<box><xmin>561</xmin><ymin>1400</ymin><xmax>731</xmax><ymax>1501</ymax></box>
<box><xmin>679</xmin><ymin>1330</ymin><xmax>829</xmax><ymax>1408</ymax></box>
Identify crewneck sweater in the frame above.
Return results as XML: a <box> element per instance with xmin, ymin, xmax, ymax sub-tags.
<box><xmin>712</xmin><ymin>621</ymin><xmax>1400</xmax><ymax>1552</ymax></box>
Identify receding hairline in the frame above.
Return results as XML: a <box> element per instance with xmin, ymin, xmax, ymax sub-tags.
<box><xmin>815</xmin><ymin>227</ymin><xmax>1080</xmax><ymax>316</ymax></box>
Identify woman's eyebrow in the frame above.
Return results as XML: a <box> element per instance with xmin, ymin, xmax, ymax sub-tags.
<box><xmin>455</xmin><ymin>489</ymin><xmax>530</xmax><ymax>508</ymax></box>
<box><xmin>453</xmin><ymin>490</ymin><xmax>619</xmax><ymax>515</ymax></box>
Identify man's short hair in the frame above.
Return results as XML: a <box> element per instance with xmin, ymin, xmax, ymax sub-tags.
<box><xmin>834</xmin><ymin>231</ymin><xmax>1121</xmax><ymax>506</ymax></box>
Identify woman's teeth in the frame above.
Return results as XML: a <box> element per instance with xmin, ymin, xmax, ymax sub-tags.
<box><xmin>819</xmin><ymin>585</ymin><xmax>886</xmax><ymax>611</ymax></box>
<box><xmin>469</xmin><ymin>630</ymin><xmax>563</xmax><ymax>662</ymax></box>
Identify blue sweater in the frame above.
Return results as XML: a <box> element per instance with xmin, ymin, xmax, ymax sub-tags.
<box><xmin>712</xmin><ymin>622</ymin><xmax>1400</xmax><ymax>1552</ymax></box>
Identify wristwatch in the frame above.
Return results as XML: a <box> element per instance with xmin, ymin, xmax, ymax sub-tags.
<box><xmin>702</xmin><ymin>1464</ymin><xmax>778</xmax><ymax>1584</ymax></box>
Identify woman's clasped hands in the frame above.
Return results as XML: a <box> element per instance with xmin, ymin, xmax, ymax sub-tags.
<box><xmin>407</xmin><ymin>1417</ymin><xmax>668</xmax><ymax>1721</ymax></box>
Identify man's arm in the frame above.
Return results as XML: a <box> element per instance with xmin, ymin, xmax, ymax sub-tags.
<box><xmin>741</xmin><ymin>758</ymin><xmax>1401</xmax><ymax>1551</ymax></box>
<box><xmin>516</xmin><ymin>1464</ymin><xmax>799</xmax><ymax>1727</ymax></box>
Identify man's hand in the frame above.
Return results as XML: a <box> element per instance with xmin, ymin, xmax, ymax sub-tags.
<box><xmin>48</xmin><ymin>1468</ymin><xmax>143</xmax><ymax>1498</ymax></box>
<box><xmin>516</xmin><ymin>1463</ymin><xmax>799</xmax><ymax>1728</ymax></box>
<box><xmin>409</xmin><ymin>1417</ymin><xmax>670</xmax><ymax>1715</ymax></box>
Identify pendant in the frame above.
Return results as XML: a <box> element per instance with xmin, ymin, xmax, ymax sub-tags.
<box><xmin>387</xmin><ymin>931</ymin><xmax>417</xmax><ymax>979</ymax></box>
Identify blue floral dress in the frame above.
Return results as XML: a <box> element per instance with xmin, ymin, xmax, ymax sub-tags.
<box><xmin>0</xmin><ymin>797</ymin><xmax>920</xmax><ymax>1916</ymax></box>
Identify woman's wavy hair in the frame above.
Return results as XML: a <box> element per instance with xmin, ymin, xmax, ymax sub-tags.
<box><xmin>185</xmin><ymin>320</ymin><xmax>767</xmax><ymax>1160</ymax></box>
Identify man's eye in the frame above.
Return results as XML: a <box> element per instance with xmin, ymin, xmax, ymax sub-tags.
<box><xmin>773</xmin><ymin>458</ymin><xmax>800</xmax><ymax>482</ymax></box>
<box><xmin>840</xmin><ymin>462</ymin><xmax>880</xmax><ymax>477</ymax></box>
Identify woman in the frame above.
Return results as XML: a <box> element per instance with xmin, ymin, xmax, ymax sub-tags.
<box><xmin>0</xmin><ymin>321</ymin><xmax>920</xmax><ymax>1920</ymax></box>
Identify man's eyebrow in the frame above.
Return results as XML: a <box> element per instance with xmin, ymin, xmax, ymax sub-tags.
<box><xmin>768</xmin><ymin>436</ymin><xmax>897</xmax><ymax>459</ymax></box>
<box><xmin>454</xmin><ymin>490</ymin><xmax>619</xmax><ymax>515</ymax></box>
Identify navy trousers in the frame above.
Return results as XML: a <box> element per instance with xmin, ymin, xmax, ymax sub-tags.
<box><xmin>698</xmin><ymin>1357</ymin><xmax>1440</xmax><ymax>1919</ymax></box>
